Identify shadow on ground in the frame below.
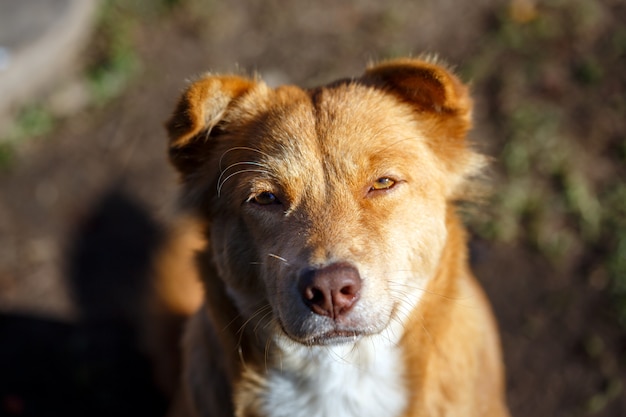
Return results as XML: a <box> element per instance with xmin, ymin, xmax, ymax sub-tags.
<box><xmin>0</xmin><ymin>188</ymin><xmax>167</xmax><ymax>417</ymax></box>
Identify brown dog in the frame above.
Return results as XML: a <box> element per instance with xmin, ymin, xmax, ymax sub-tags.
<box><xmin>164</xmin><ymin>57</ymin><xmax>510</xmax><ymax>417</ymax></box>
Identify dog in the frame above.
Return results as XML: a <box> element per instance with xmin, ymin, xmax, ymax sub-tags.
<box><xmin>163</xmin><ymin>57</ymin><xmax>510</xmax><ymax>417</ymax></box>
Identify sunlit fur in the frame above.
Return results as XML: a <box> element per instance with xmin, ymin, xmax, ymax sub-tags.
<box><xmin>162</xmin><ymin>58</ymin><xmax>510</xmax><ymax>417</ymax></box>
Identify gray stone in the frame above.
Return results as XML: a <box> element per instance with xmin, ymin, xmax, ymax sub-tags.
<box><xmin>0</xmin><ymin>0</ymin><xmax>99</xmax><ymax>139</ymax></box>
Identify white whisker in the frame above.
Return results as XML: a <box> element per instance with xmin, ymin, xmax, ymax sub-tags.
<box><xmin>218</xmin><ymin>146</ymin><xmax>273</xmax><ymax>171</ymax></box>
<box><xmin>217</xmin><ymin>161</ymin><xmax>267</xmax><ymax>191</ymax></box>
<box><xmin>253</xmin><ymin>309</ymin><xmax>276</xmax><ymax>334</ymax></box>
<box><xmin>217</xmin><ymin>169</ymin><xmax>271</xmax><ymax>197</ymax></box>
<box><xmin>267</xmin><ymin>253</ymin><xmax>290</xmax><ymax>265</ymax></box>
<box><xmin>236</xmin><ymin>304</ymin><xmax>273</xmax><ymax>336</ymax></box>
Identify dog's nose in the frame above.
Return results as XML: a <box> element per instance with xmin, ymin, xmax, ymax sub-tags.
<box><xmin>297</xmin><ymin>263</ymin><xmax>362</xmax><ymax>319</ymax></box>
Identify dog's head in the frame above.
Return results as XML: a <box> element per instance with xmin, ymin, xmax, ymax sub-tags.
<box><xmin>166</xmin><ymin>58</ymin><xmax>483</xmax><ymax>346</ymax></box>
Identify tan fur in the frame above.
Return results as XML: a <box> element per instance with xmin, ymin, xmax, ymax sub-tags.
<box><xmin>143</xmin><ymin>217</ymin><xmax>205</xmax><ymax>397</ymax></box>
<box><xmin>153</xmin><ymin>217</ymin><xmax>205</xmax><ymax>316</ymax></box>
<box><xmin>163</xmin><ymin>58</ymin><xmax>510</xmax><ymax>417</ymax></box>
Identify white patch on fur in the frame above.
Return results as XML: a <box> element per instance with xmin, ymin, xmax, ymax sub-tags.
<box><xmin>261</xmin><ymin>334</ymin><xmax>408</xmax><ymax>417</ymax></box>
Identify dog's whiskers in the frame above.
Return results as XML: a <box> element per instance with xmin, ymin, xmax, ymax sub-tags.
<box><xmin>265</xmin><ymin>331</ymin><xmax>272</xmax><ymax>372</ymax></box>
<box><xmin>253</xmin><ymin>309</ymin><xmax>276</xmax><ymax>334</ymax></box>
<box><xmin>262</xmin><ymin>318</ymin><xmax>281</xmax><ymax>372</ymax></box>
<box><xmin>388</xmin><ymin>288</ymin><xmax>447</xmax><ymax>359</ymax></box>
<box><xmin>217</xmin><ymin>168</ymin><xmax>271</xmax><ymax>197</ymax></box>
<box><xmin>218</xmin><ymin>146</ymin><xmax>273</xmax><ymax>171</ymax></box>
<box><xmin>388</xmin><ymin>276</ymin><xmax>471</xmax><ymax>304</ymax></box>
<box><xmin>381</xmin><ymin>326</ymin><xmax>399</xmax><ymax>348</ymax></box>
<box><xmin>234</xmin><ymin>304</ymin><xmax>273</xmax><ymax>369</ymax></box>
<box><xmin>250</xmin><ymin>253</ymin><xmax>289</xmax><ymax>267</ymax></box>
<box><xmin>221</xmin><ymin>316</ymin><xmax>242</xmax><ymax>333</ymax></box>
<box><xmin>321</xmin><ymin>344</ymin><xmax>354</xmax><ymax>366</ymax></box>
<box><xmin>216</xmin><ymin>147</ymin><xmax>274</xmax><ymax>197</ymax></box>
<box><xmin>217</xmin><ymin>160</ymin><xmax>266</xmax><ymax>190</ymax></box>
<box><xmin>267</xmin><ymin>253</ymin><xmax>290</xmax><ymax>265</ymax></box>
<box><xmin>236</xmin><ymin>304</ymin><xmax>273</xmax><ymax>337</ymax></box>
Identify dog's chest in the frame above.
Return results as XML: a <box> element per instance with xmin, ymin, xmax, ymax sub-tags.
<box><xmin>259</xmin><ymin>340</ymin><xmax>408</xmax><ymax>417</ymax></box>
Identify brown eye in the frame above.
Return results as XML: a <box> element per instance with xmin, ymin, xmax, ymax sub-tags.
<box><xmin>252</xmin><ymin>191</ymin><xmax>280</xmax><ymax>205</ymax></box>
<box><xmin>370</xmin><ymin>177</ymin><xmax>395</xmax><ymax>191</ymax></box>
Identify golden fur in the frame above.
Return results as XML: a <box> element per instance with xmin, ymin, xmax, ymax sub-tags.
<box><xmin>160</xmin><ymin>57</ymin><xmax>510</xmax><ymax>417</ymax></box>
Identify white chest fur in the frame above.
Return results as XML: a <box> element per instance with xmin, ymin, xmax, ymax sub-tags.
<box><xmin>260</xmin><ymin>336</ymin><xmax>408</xmax><ymax>417</ymax></box>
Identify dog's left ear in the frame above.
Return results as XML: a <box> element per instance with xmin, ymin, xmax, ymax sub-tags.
<box><xmin>361</xmin><ymin>58</ymin><xmax>471</xmax><ymax>122</ymax></box>
<box><xmin>362</xmin><ymin>58</ymin><xmax>483</xmax><ymax>198</ymax></box>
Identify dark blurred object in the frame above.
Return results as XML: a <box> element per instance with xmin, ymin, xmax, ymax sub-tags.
<box><xmin>0</xmin><ymin>314</ymin><xmax>166</xmax><ymax>417</ymax></box>
<box><xmin>0</xmin><ymin>187</ymin><xmax>168</xmax><ymax>417</ymax></box>
<box><xmin>68</xmin><ymin>187</ymin><xmax>162</xmax><ymax>326</ymax></box>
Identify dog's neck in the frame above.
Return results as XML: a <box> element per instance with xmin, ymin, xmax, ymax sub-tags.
<box><xmin>237</xmin><ymin>335</ymin><xmax>408</xmax><ymax>417</ymax></box>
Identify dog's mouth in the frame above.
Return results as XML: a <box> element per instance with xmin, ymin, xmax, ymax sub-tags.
<box><xmin>304</xmin><ymin>330</ymin><xmax>364</xmax><ymax>346</ymax></box>
<box><xmin>277</xmin><ymin>315</ymin><xmax>391</xmax><ymax>346</ymax></box>
<box><xmin>277</xmin><ymin>319</ymin><xmax>367</xmax><ymax>346</ymax></box>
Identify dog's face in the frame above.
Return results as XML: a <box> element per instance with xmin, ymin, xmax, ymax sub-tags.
<box><xmin>167</xmin><ymin>59</ymin><xmax>482</xmax><ymax>346</ymax></box>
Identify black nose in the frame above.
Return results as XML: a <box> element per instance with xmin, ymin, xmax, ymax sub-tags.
<box><xmin>297</xmin><ymin>262</ymin><xmax>362</xmax><ymax>319</ymax></box>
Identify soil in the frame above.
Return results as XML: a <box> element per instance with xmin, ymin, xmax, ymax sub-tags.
<box><xmin>0</xmin><ymin>1</ymin><xmax>624</xmax><ymax>416</ymax></box>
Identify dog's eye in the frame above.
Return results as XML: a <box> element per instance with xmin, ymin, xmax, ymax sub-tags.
<box><xmin>370</xmin><ymin>177</ymin><xmax>395</xmax><ymax>191</ymax></box>
<box><xmin>251</xmin><ymin>191</ymin><xmax>280</xmax><ymax>205</ymax></box>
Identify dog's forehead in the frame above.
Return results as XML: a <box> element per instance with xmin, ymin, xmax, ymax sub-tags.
<box><xmin>249</xmin><ymin>83</ymin><xmax>424</xmax><ymax>168</ymax></box>
<box><xmin>216</xmin><ymin>81</ymin><xmax>439</xmax><ymax>205</ymax></box>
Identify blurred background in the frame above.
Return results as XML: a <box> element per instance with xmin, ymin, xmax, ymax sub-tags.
<box><xmin>0</xmin><ymin>0</ymin><xmax>624</xmax><ymax>416</ymax></box>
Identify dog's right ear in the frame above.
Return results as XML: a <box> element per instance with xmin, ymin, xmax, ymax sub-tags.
<box><xmin>166</xmin><ymin>76</ymin><xmax>258</xmax><ymax>178</ymax></box>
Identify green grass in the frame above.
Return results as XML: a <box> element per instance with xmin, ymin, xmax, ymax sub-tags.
<box><xmin>85</xmin><ymin>0</ymin><xmax>142</xmax><ymax>105</ymax></box>
<box><xmin>0</xmin><ymin>142</ymin><xmax>15</xmax><ymax>171</ymax></box>
<box><xmin>605</xmin><ymin>183</ymin><xmax>626</xmax><ymax>325</ymax></box>
<box><xmin>86</xmin><ymin>0</ymin><xmax>213</xmax><ymax>102</ymax></box>
<box><xmin>0</xmin><ymin>105</ymin><xmax>55</xmax><ymax>170</ymax></box>
<box><xmin>0</xmin><ymin>0</ymin><xmax>179</xmax><ymax>169</ymax></box>
<box><xmin>463</xmin><ymin>0</ymin><xmax>626</xmax><ymax>324</ymax></box>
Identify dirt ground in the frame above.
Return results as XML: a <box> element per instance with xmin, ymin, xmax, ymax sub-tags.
<box><xmin>0</xmin><ymin>1</ymin><xmax>624</xmax><ymax>416</ymax></box>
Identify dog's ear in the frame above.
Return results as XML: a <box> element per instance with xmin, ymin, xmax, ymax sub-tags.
<box><xmin>361</xmin><ymin>58</ymin><xmax>471</xmax><ymax>122</ymax></box>
<box><xmin>362</xmin><ymin>58</ymin><xmax>484</xmax><ymax>199</ymax></box>
<box><xmin>166</xmin><ymin>75</ymin><xmax>258</xmax><ymax>178</ymax></box>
